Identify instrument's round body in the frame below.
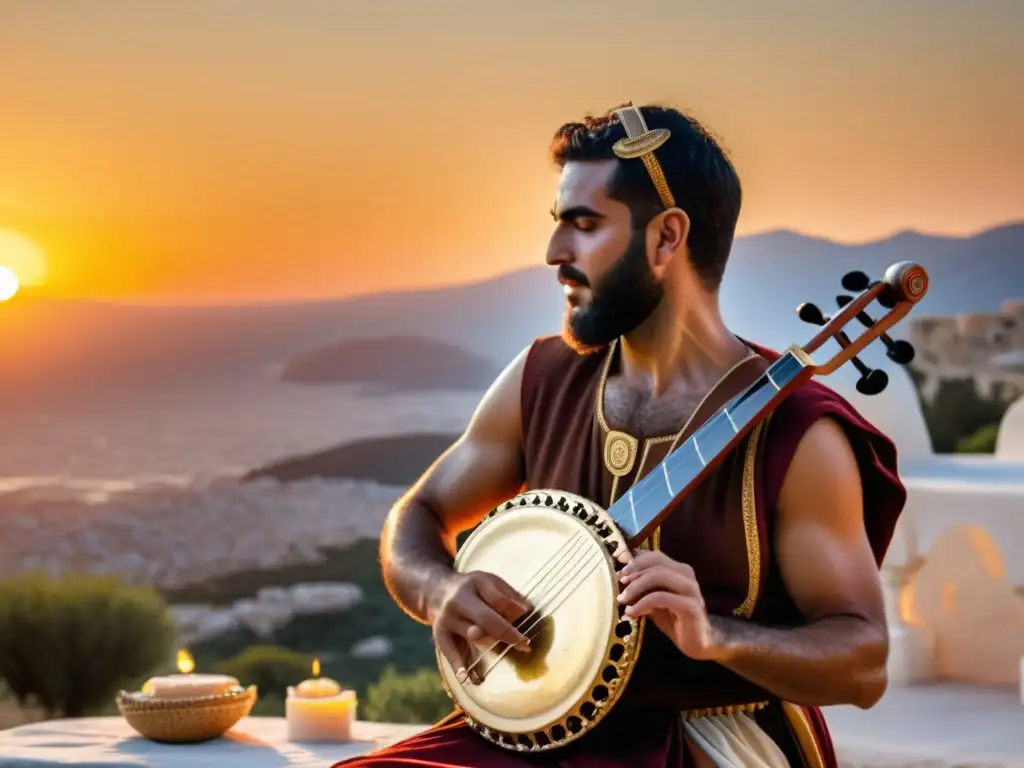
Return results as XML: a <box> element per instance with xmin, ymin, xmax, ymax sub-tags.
<box><xmin>436</xmin><ymin>490</ymin><xmax>645</xmax><ymax>752</ymax></box>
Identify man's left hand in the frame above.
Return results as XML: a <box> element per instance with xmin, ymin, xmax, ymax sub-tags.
<box><xmin>617</xmin><ymin>549</ymin><xmax>725</xmax><ymax>662</ymax></box>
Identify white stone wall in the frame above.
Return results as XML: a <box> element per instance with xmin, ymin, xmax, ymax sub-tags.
<box><xmin>996</xmin><ymin>394</ymin><xmax>1024</xmax><ymax>460</ymax></box>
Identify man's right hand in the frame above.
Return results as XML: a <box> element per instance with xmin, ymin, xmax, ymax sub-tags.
<box><xmin>432</xmin><ymin>571</ymin><xmax>533</xmax><ymax>685</ymax></box>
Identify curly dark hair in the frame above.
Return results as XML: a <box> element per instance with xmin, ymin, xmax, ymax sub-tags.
<box><xmin>549</xmin><ymin>103</ymin><xmax>742</xmax><ymax>291</ymax></box>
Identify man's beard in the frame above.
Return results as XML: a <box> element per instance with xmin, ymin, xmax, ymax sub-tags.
<box><xmin>560</xmin><ymin>229</ymin><xmax>665</xmax><ymax>355</ymax></box>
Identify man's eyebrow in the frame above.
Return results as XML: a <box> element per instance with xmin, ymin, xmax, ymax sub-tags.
<box><xmin>550</xmin><ymin>205</ymin><xmax>605</xmax><ymax>222</ymax></box>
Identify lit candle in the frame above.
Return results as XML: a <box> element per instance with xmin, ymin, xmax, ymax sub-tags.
<box><xmin>141</xmin><ymin>649</ymin><xmax>240</xmax><ymax>699</ymax></box>
<box><xmin>286</xmin><ymin>658</ymin><xmax>357</xmax><ymax>742</ymax></box>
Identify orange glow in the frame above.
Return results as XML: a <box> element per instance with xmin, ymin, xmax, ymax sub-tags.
<box><xmin>1</xmin><ymin>4</ymin><xmax>1020</xmax><ymax>304</ymax></box>
<box><xmin>0</xmin><ymin>266</ymin><xmax>18</xmax><ymax>302</ymax></box>
<box><xmin>295</xmin><ymin>658</ymin><xmax>342</xmax><ymax>698</ymax></box>
<box><xmin>899</xmin><ymin>584</ymin><xmax>918</xmax><ymax>625</ymax></box>
<box><xmin>0</xmin><ymin>229</ymin><xmax>46</xmax><ymax>290</ymax></box>
<box><xmin>176</xmin><ymin>649</ymin><xmax>195</xmax><ymax>675</ymax></box>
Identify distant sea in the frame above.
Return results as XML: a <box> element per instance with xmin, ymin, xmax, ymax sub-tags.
<box><xmin>4</xmin><ymin>381</ymin><xmax>482</xmax><ymax>493</ymax></box>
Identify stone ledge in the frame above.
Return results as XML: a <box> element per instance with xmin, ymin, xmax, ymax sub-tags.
<box><xmin>1</xmin><ymin>685</ymin><xmax>1021</xmax><ymax>767</ymax></box>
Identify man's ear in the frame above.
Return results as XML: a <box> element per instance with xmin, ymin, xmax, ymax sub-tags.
<box><xmin>651</xmin><ymin>207</ymin><xmax>690</xmax><ymax>268</ymax></box>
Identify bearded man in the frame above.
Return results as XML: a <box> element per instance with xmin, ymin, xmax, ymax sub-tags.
<box><xmin>333</xmin><ymin>102</ymin><xmax>905</xmax><ymax>768</ymax></box>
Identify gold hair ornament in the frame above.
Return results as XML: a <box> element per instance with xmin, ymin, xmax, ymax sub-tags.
<box><xmin>611</xmin><ymin>104</ymin><xmax>676</xmax><ymax>209</ymax></box>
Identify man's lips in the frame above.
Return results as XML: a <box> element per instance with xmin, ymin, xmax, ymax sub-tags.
<box><xmin>562</xmin><ymin>282</ymin><xmax>586</xmax><ymax>305</ymax></box>
<box><xmin>558</xmin><ymin>275</ymin><xmax>586</xmax><ymax>290</ymax></box>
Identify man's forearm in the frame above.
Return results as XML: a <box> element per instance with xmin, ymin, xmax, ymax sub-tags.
<box><xmin>709</xmin><ymin>613</ymin><xmax>889</xmax><ymax>708</ymax></box>
<box><xmin>379</xmin><ymin>496</ymin><xmax>460</xmax><ymax>626</ymax></box>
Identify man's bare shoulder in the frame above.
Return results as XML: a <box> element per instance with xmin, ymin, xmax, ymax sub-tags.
<box><xmin>767</xmin><ymin>379</ymin><xmax>907</xmax><ymax>566</ymax></box>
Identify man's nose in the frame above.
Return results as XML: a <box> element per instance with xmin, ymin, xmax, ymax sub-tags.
<box><xmin>545</xmin><ymin>235</ymin><xmax>572</xmax><ymax>267</ymax></box>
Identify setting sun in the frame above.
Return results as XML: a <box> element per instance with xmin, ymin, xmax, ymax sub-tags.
<box><xmin>0</xmin><ymin>229</ymin><xmax>47</xmax><ymax>296</ymax></box>
<box><xmin>0</xmin><ymin>266</ymin><xmax>19</xmax><ymax>302</ymax></box>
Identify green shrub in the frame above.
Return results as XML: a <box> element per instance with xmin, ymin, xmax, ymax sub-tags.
<box><xmin>956</xmin><ymin>423</ymin><xmax>1001</xmax><ymax>454</ymax></box>
<box><xmin>0</xmin><ymin>571</ymin><xmax>175</xmax><ymax>717</ymax></box>
<box><xmin>362</xmin><ymin>666</ymin><xmax>453</xmax><ymax>724</ymax></box>
<box><xmin>213</xmin><ymin>645</ymin><xmax>313</xmax><ymax>701</ymax></box>
<box><xmin>910</xmin><ymin>373</ymin><xmax>1012</xmax><ymax>453</ymax></box>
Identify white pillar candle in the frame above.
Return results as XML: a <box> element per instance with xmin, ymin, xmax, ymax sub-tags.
<box><xmin>286</xmin><ymin>658</ymin><xmax>357</xmax><ymax>742</ymax></box>
<box><xmin>141</xmin><ymin>649</ymin><xmax>240</xmax><ymax>699</ymax></box>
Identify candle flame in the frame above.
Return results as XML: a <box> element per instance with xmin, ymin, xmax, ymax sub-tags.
<box><xmin>176</xmin><ymin>649</ymin><xmax>195</xmax><ymax>675</ymax></box>
<box><xmin>312</xmin><ymin>657</ymin><xmax>320</xmax><ymax>677</ymax></box>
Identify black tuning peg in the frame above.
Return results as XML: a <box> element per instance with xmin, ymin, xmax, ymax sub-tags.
<box><xmin>797</xmin><ymin>302</ymin><xmax>827</xmax><ymax>326</ymax></box>
<box><xmin>876</xmin><ymin>282</ymin><xmax>899</xmax><ymax>309</ymax></box>
<box><xmin>836</xmin><ymin>294</ymin><xmax>916</xmax><ymax>365</ymax></box>
<box><xmin>886</xmin><ymin>339</ymin><xmax>915</xmax><ymax>365</ymax></box>
<box><xmin>855</xmin><ymin>366</ymin><xmax>889</xmax><ymax>396</ymax></box>
<box><xmin>797</xmin><ymin>297</ymin><xmax>890</xmax><ymax>395</ymax></box>
<box><xmin>841</xmin><ymin>271</ymin><xmax>871</xmax><ymax>292</ymax></box>
<box><xmin>832</xmin><ymin>327</ymin><xmax>890</xmax><ymax>395</ymax></box>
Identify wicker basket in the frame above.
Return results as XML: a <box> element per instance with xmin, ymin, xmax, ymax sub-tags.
<box><xmin>115</xmin><ymin>685</ymin><xmax>258</xmax><ymax>743</ymax></box>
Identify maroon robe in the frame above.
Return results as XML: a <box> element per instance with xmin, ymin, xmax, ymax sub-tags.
<box><xmin>333</xmin><ymin>335</ymin><xmax>906</xmax><ymax>768</ymax></box>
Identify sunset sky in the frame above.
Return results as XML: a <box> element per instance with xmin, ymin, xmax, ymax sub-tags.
<box><xmin>1</xmin><ymin>0</ymin><xmax>1021</xmax><ymax>304</ymax></box>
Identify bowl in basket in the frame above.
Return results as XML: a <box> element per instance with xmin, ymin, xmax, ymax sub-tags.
<box><xmin>115</xmin><ymin>685</ymin><xmax>258</xmax><ymax>743</ymax></box>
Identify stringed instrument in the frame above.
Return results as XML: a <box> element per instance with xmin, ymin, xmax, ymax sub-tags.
<box><xmin>436</xmin><ymin>261</ymin><xmax>929</xmax><ymax>753</ymax></box>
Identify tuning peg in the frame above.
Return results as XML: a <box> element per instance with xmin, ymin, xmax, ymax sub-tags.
<box><xmin>797</xmin><ymin>296</ymin><xmax>890</xmax><ymax>395</ymax></box>
<box><xmin>831</xmin><ymin>327</ymin><xmax>889</xmax><ymax>396</ymax></box>
<box><xmin>886</xmin><ymin>340</ymin><xmax>915</xmax><ymax>365</ymax></box>
<box><xmin>797</xmin><ymin>302</ymin><xmax>827</xmax><ymax>326</ymax></box>
<box><xmin>841</xmin><ymin>271</ymin><xmax>871</xmax><ymax>293</ymax></box>
<box><xmin>836</xmin><ymin>294</ymin><xmax>916</xmax><ymax>365</ymax></box>
<box><xmin>855</xmin><ymin>366</ymin><xmax>889</xmax><ymax>396</ymax></box>
<box><xmin>876</xmin><ymin>282</ymin><xmax>899</xmax><ymax>309</ymax></box>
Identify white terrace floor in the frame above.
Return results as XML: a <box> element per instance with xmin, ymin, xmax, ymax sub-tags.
<box><xmin>0</xmin><ymin>684</ymin><xmax>1021</xmax><ymax>767</ymax></box>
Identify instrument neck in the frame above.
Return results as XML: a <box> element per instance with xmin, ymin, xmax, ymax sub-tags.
<box><xmin>608</xmin><ymin>348</ymin><xmax>813</xmax><ymax>546</ymax></box>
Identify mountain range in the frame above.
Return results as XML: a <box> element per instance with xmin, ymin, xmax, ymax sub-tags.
<box><xmin>1</xmin><ymin>222</ymin><xmax>1021</xmax><ymax>410</ymax></box>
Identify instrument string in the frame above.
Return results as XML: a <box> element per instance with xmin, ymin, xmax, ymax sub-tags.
<box><xmin>510</xmin><ymin>531</ymin><xmax>590</xmax><ymax>622</ymax></box>
<box><xmin>460</xmin><ymin>532</ymin><xmax>611</xmax><ymax>683</ymax></box>
<box><xmin>478</xmin><ymin>547</ymin><xmax>608</xmax><ymax>680</ymax></box>
<box><xmin>458</xmin><ymin>451</ymin><xmax>700</xmax><ymax>684</ymax></box>
<box><xmin>460</xmin><ymin>530</ymin><xmax>590</xmax><ymax>680</ymax></box>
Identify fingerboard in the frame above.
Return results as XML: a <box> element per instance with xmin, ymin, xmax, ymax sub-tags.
<box><xmin>608</xmin><ymin>350</ymin><xmax>810</xmax><ymax>545</ymax></box>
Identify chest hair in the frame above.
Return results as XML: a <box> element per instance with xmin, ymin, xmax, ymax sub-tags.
<box><xmin>602</xmin><ymin>375</ymin><xmax>707</xmax><ymax>439</ymax></box>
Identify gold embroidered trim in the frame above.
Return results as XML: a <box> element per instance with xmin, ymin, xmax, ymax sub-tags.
<box><xmin>682</xmin><ymin>700</ymin><xmax>769</xmax><ymax>720</ymax></box>
<box><xmin>780</xmin><ymin>701</ymin><xmax>827</xmax><ymax>768</ymax></box>
<box><xmin>595</xmin><ymin>340</ymin><xmax>617</xmax><ymax>434</ymax></box>
<box><xmin>732</xmin><ymin>414</ymin><xmax>771</xmax><ymax>618</ymax></box>
<box><xmin>604</xmin><ymin>430</ymin><xmax>638</xmax><ymax>477</ymax></box>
